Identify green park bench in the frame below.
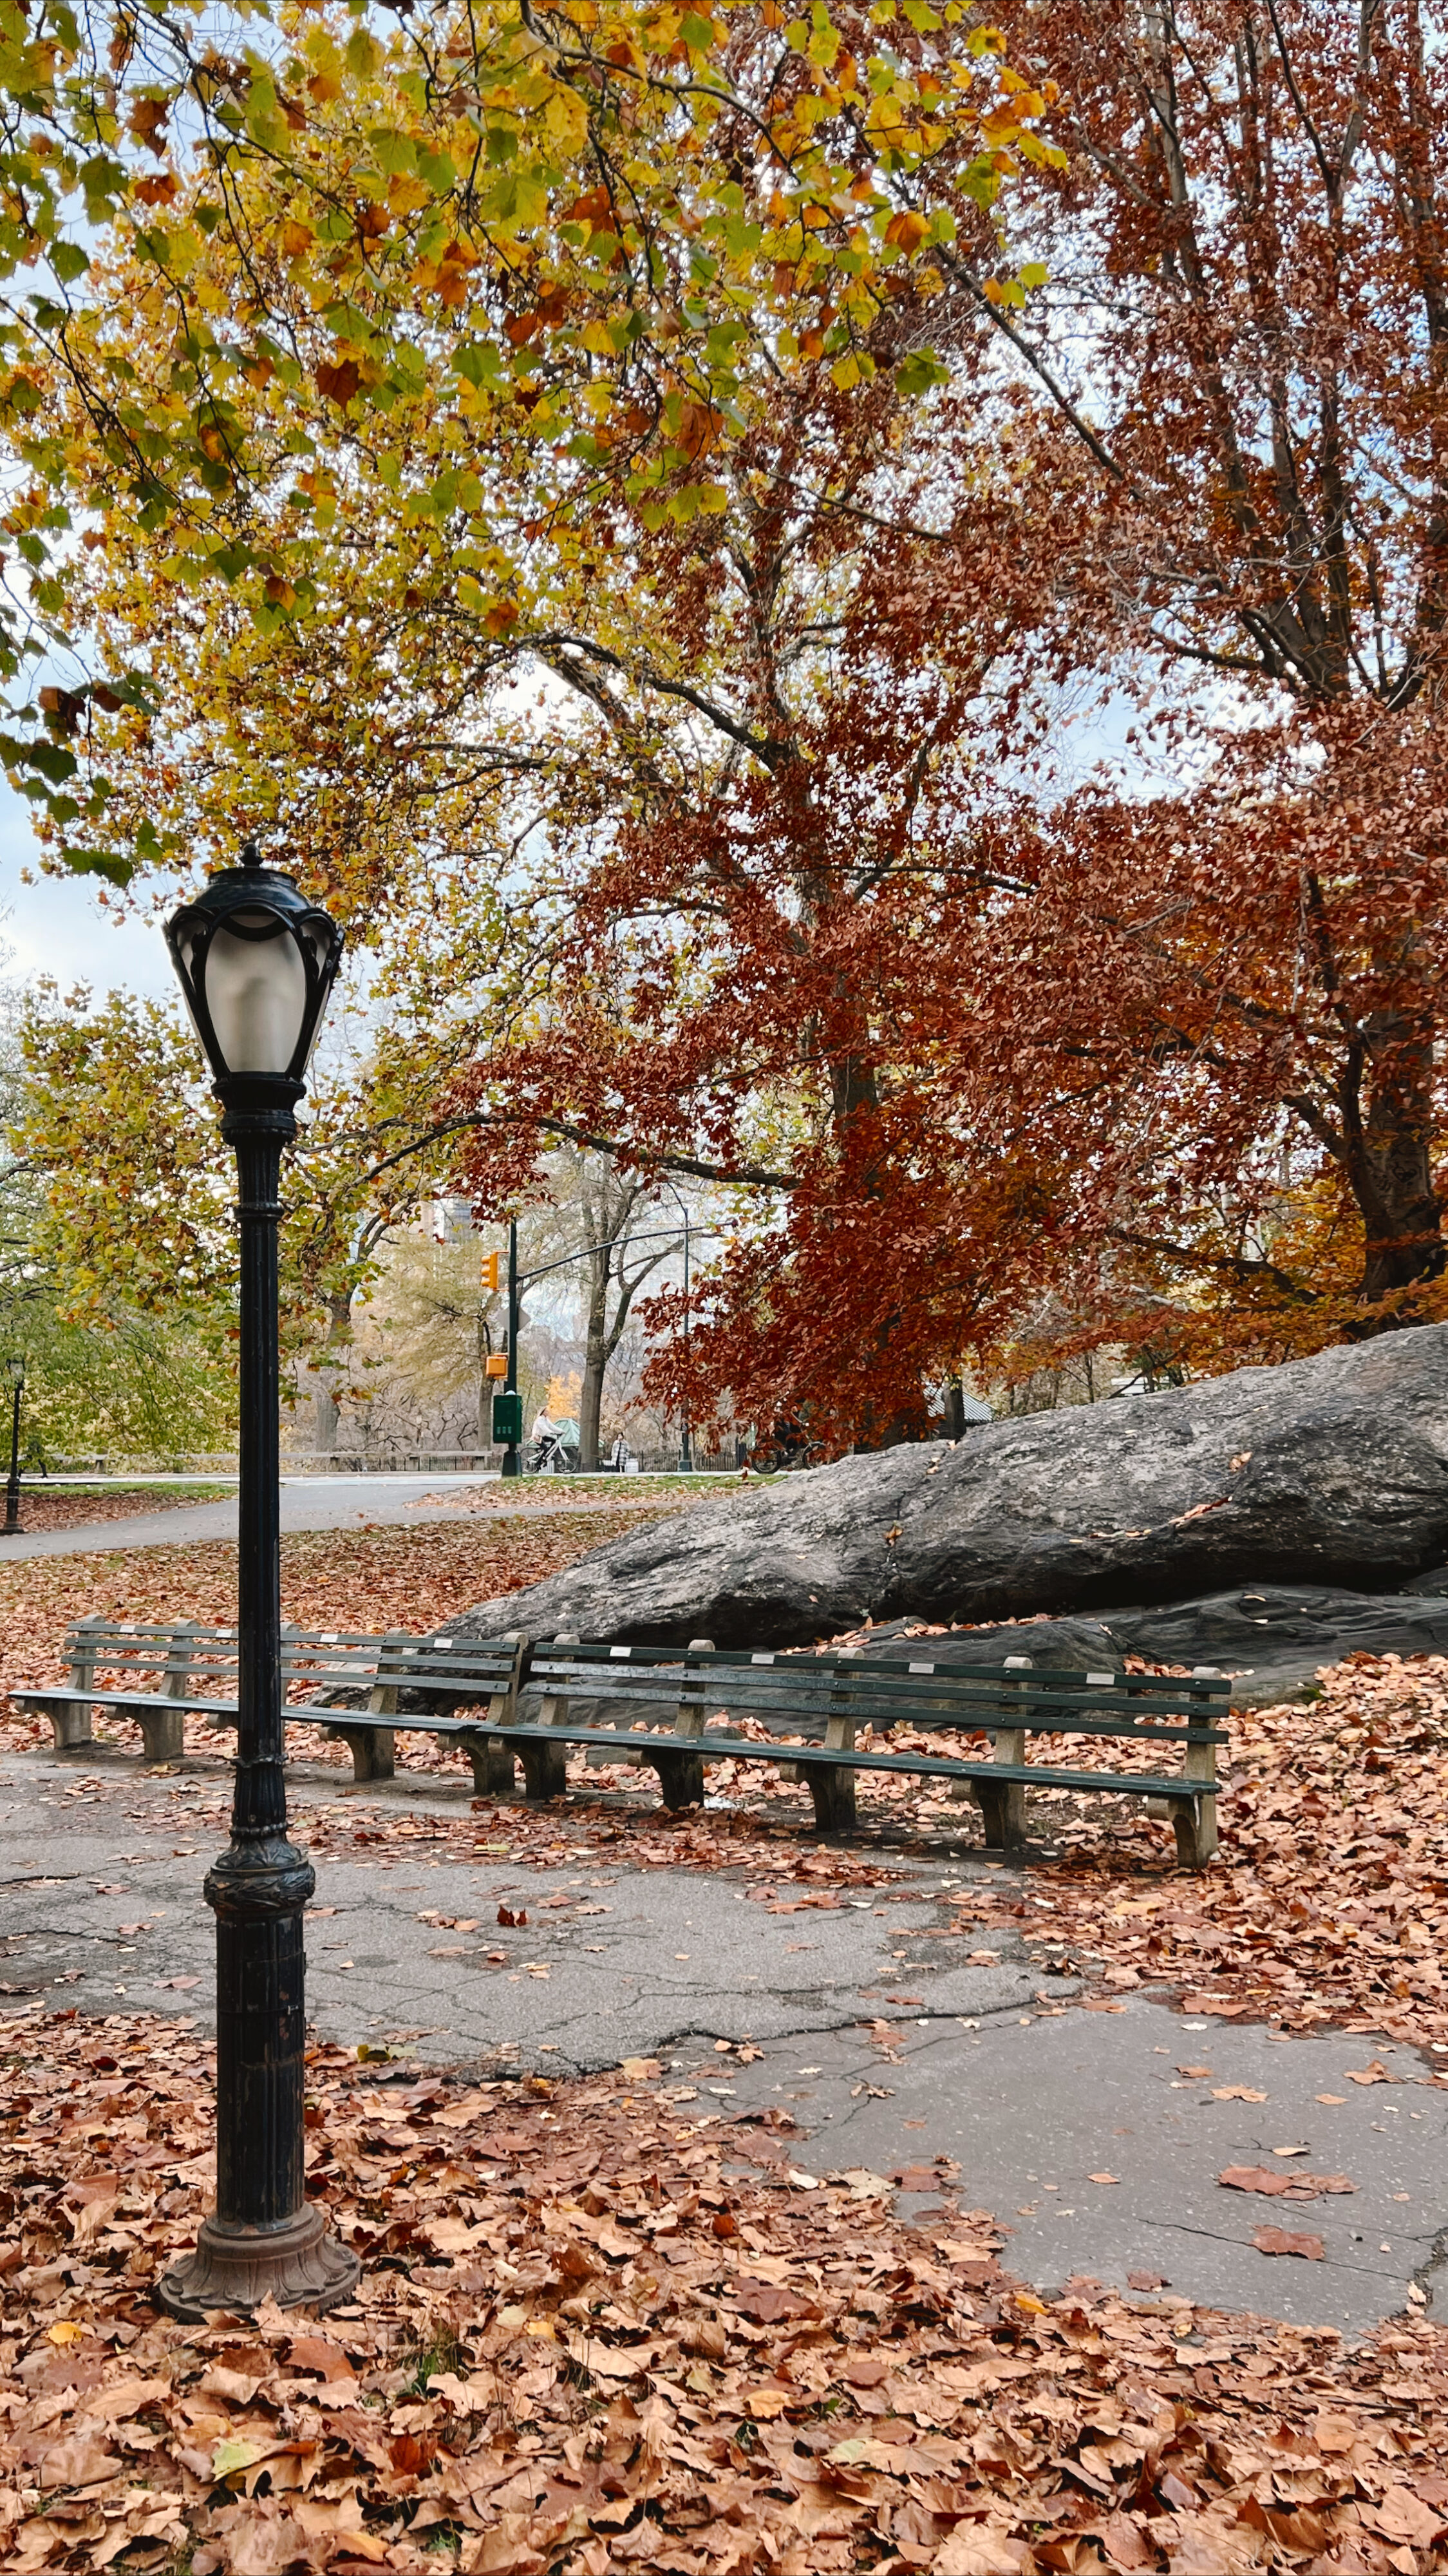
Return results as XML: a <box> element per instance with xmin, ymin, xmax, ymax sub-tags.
<box><xmin>16</xmin><ymin>1621</ymin><xmax>1227</xmax><ymax>1866</ymax></box>
<box><xmin>491</xmin><ymin>1638</ymin><xmax>1227</xmax><ymax>1866</ymax></box>
<box><xmin>11</xmin><ymin>1619</ymin><xmax>526</xmax><ymax>1792</ymax></box>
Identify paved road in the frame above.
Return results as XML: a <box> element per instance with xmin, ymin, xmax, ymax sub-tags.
<box><xmin>724</xmin><ymin>2008</ymin><xmax>1448</xmax><ymax>2337</ymax></box>
<box><xmin>1</xmin><ymin>1745</ymin><xmax>1443</xmax><ymax>2333</ymax></box>
<box><xmin>0</xmin><ymin>1473</ymin><xmax>501</xmax><ymax>1559</ymax></box>
<box><xmin>0</xmin><ymin>1472</ymin><xmax>717</xmax><ymax>1560</ymax></box>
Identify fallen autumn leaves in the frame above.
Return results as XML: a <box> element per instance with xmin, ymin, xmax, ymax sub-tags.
<box><xmin>5</xmin><ymin>1526</ymin><xmax>1448</xmax><ymax>2566</ymax></box>
<box><xmin>6</xmin><ymin>1511</ymin><xmax>1448</xmax><ymax>2056</ymax></box>
<box><xmin>930</xmin><ymin>1652</ymin><xmax>1448</xmax><ymax>2058</ymax></box>
<box><xmin>0</xmin><ymin>1511</ymin><xmax>687</xmax><ymax>1757</ymax></box>
<box><xmin>5</xmin><ymin>2005</ymin><xmax>1448</xmax><ymax>2576</ymax></box>
<box><xmin>0</xmin><ymin>1488</ymin><xmax>229</xmax><ymax>1534</ymax></box>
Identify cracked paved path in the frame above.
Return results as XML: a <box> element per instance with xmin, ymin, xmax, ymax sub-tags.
<box><xmin>0</xmin><ymin>1754</ymin><xmax>1060</xmax><ymax>2062</ymax></box>
<box><xmin>1</xmin><ymin>1748</ymin><xmax>1443</xmax><ymax>2336</ymax></box>
<box><xmin>720</xmin><ymin>2010</ymin><xmax>1448</xmax><ymax>2336</ymax></box>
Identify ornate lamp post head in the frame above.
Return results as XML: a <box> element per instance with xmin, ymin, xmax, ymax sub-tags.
<box><xmin>165</xmin><ymin>842</ymin><xmax>343</xmax><ymax>1101</ymax></box>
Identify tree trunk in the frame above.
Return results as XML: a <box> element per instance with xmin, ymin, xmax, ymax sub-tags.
<box><xmin>579</xmin><ymin>1246</ymin><xmax>609</xmax><ymax>1469</ymax></box>
<box><xmin>1345</xmin><ymin>1008</ymin><xmax>1445</xmax><ymax>1309</ymax></box>
<box><xmin>307</xmin><ymin>1288</ymin><xmax>352</xmax><ymax>1453</ymax></box>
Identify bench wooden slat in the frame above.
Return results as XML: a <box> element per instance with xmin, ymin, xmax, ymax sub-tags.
<box><xmin>521</xmin><ymin>1660</ymin><xmax>1223</xmax><ymax>1719</ymax></box>
<box><xmin>525</xmin><ymin>1637</ymin><xmax>1228</xmax><ymax>1694</ymax></box>
<box><xmin>514</xmin><ymin>1676</ymin><xmax>1225</xmax><ymax>1744</ymax></box>
<box><xmin>438</xmin><ymin>1718</ymin><xmax>1210</xmax><ymax>1803</ymax></box>
<box><xmin>16</xmin><ymin>1690</ymin><xmax>240</xmax><ymax>1719</ymax></box>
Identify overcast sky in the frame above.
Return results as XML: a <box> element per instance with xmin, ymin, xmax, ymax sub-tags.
<box><xmin>0</xmin><ymin>779</ymin><xmax>176</xmax><ymax>1001</ymax></box>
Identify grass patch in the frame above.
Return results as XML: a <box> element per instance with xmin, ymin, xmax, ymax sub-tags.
<box><xmin>399</xmin><ymin>2322</ymin><xmax>467</xmax><ymax>2395</ymax></box>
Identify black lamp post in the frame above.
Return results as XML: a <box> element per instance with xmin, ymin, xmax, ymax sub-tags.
<box><xmin>1</xmin><ymin>1358</ymin><xmax>24</xmax><ymax>1534</ymax></box>
<box><xmin>157</xmin><ymin>843</ymin><xmax>357</xmax><ymax>2319</ymax></box>
<box><xmin>500</xmin><ymin>1217</ymin><xmax>522</xmax><ymax>1479</ymax></box>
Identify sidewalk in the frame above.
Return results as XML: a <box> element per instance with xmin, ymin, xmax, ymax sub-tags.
<box><xmin>0</xmin><ymin>1472</ymin><xmax>500</xmax><ymax>1559</ymax></box>
<box><xmin>3</xmin><ymin>1746</ymin><xmax>1443</xmax><ymax>2333</ymax></box>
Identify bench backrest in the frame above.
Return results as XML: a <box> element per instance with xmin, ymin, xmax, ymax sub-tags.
<box><xmin>59</xmin><ymin>1621</ymin><xmax>525</xmax><ymax>1707</ymax></box>
<box><xmin>520</xmin><ymin>1638</ymin><xmax>1229</xmax><ymax>1742</ymax></box>
<box><xmin>57</xmin><ymin>1620</ymin><xmax>1227</xmax><ymax>1747</ymax></box>
<box><xmin>277</xmin><ymin>1631</ymin><xmax>523</xmax><ymax>1694</ymax></box>
<box><xmin>63</xmin><ymin>1618</ymin><xmax>241</xmax><ymax>1690</ymax></box>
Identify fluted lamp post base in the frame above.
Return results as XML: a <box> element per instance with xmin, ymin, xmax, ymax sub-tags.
<box><xmin>158</xmin><ymin>2202</ymin><xmax>359</xmax><ymax>2322</ymax></box>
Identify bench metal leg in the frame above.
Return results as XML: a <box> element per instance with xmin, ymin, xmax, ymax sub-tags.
<box><xmin>157</xmin><ymin>1618</ymin><xmax>199</xmax><ymax>1766</ymax></box>
<box><xmin>807</xmin><ymin>1709</ymin><xmax>857</xmax><ymax>1836</ymax></box>
<box><xmin>523</xmin><ymin>1640</ymin><xmax>574</xmax><ymax>1801</ymax></box>
<box><xmin>138</xmin><ymin>1707</ymin><xmax>185</xmax><ymax>1764</ymax></box>
<box><xmin>333</xmin><ymin>1725</ymin><xmax>395</xmax><ymax>1783</ymax></box>
<box><xmin>467</xmin><ymin>1735</ymin><xmax>518</xmax><ymax>1797</ymax></box>
<box><xmin>55</xmin><ymin>1615</ymin><xmax>103</xmax><ymax>1748</ymax></box>
<box><xmin>520</xmin><ymin>1741</ymin><xmax>569</xmax><ymax>1801</ymax></box>
<box><xmin>652</xmin><ymin>1637</ymin><xmax>710</xmax><ymax>1808</ymax></box>
<box><xmin>649</xmin><ymin>1747</ymin><xmax>705</xmax><ymax>1810</ymax></box>
<box><xmin>807</xmin><ymin>1763</ymin><xmax>856</xmax><ymax>1835</ymax></box>
<box><xmin>1174</xmin><ymin>1738</ymin><xmax>1219</xmax><ymax>1868</ymax></box>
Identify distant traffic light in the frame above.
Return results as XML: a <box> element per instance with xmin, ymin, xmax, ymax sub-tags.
<box><xmin>481</xmin><ymin>1249</ymin><xmax>500</xmax><ymax>1292</ymax></box>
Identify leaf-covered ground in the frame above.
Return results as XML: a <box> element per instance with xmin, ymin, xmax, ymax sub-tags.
<box><xmin>0</xmin><ymin>1486</ymin><xmax>230</xmax><ymax>1533</ymax></box>
<box><xmin>5</xmin><ymin>1532</ymin><xmax>1448</xmax><ymax>2565</ymax></box>
<box><xmin>0</xmin><ymin>1508</ymin><xmax>689</xmax><ymax>1754</ymax></box>
<box><xmin>406</xmin><ymin>1479</ymin><xmax>739</xmax><ymax>1516</ymax></box>
<box><xmin>5</xmin><ymin>2005</ymin><xmax>1448</xmax><ymax>2576</ymax></box>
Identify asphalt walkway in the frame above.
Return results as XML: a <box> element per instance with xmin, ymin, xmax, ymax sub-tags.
<box><xmin>2</xmin><ymin>1745</ymin><xmax>1442</xmax><ymax>2336</ymax></box>
<box><xmin>0</xmin><ymin>1473</ymin><xmax>499</xmax><ymax>1559</ymax></box>
<box><xmin>0</xmin><ymin>1471</ymin><xmax>720</xmax><ymax>1560</ymax></box>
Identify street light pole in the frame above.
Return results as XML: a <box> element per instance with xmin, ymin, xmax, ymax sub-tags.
<box><xmin>678</xmin><ymin>1213</ymin><xmax>693</xmax><ymax>1472</ymax></box>
<box><xmin>158</xmin><ymin>845</ymin><xmax>355</xmax><ymax>2320</ymax></box>
<box><xmin>501</xmin><ymin>1216</ymin><xmax>521</xmax><ymax>1479</ymax></box>
<box><xmin>1</xmin><ymin>1363</ymin><xmax>23</xmax><ymax>1534</ymax></box>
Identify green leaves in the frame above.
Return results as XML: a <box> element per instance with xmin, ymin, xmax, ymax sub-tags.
<box><xmin>367</xmin><ymin>126</ymin><xmax>417</xmax><ymax>175</ymax></box>
<box><xmin>0</xmin><ymin>0</ymin><xmax>1063</xmax><ymax>876</ymax></box>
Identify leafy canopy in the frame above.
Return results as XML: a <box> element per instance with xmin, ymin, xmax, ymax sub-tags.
<box><xmin>0</xmin><ymin>0</ymin><xmax>1058</xmax><ymax>869</ymax></box>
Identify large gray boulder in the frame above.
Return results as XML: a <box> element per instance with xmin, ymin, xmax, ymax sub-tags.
<box><xmin>457</xmin><ymin>1325</ymin><xmax>1448</xmax><ymax>1650</ymax></box>
<box><xmin>854</xmin><ymin>1586</ymin><xmax>1448</xmax><ymax>1706</ymax></box>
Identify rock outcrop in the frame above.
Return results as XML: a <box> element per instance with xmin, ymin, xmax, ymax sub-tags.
<box><xmin>457</xmin><ymin>1325</ymin><xmax>1448</xmax><ymax>1651</ymax></box>
<box><xmin>854</xmin><ymin>1585</ymin><xmax>1448</xmax><ymax>1706</ymax></box>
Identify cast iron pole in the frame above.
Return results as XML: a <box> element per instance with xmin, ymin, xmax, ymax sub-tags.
<box><xmin>2</xmin><ymin>1370</ymin><xmax>23</xmax><ymax>1533</ymax></box>
<box><xmin>500</xmin><ymin>1215</ymin><xmax>521</xmax><ymax>1479</ymax></box>
<box><xmin>158</xmin><ymin>1076</ymin><xmax>357</xmax><ymax>2318</ymax></box>
<box><xmin>679</xmin><ymin>1214</ymin><xmax>693</xmax><ymax>1472</ymax></box>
